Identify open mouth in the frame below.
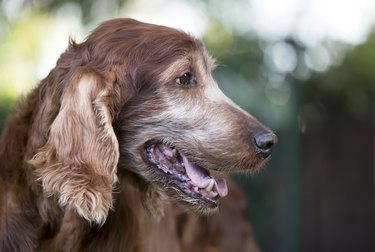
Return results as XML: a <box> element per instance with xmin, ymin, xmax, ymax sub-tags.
<box><xmin>143</xmin><ymin>142</ymin><xmax>228</xmax><ymax>207</ymax></box>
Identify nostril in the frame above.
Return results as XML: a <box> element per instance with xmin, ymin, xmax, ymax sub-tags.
<box><xmin>252</xmin><ymin>132</ymin><xmax>277</xmax><ymax>157</ymax></box>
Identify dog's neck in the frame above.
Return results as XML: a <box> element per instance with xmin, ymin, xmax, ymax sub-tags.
<box><xmin>118</xmin><ymin>170</ymin><xmax>166</xmax><ymax>220</ymax></box>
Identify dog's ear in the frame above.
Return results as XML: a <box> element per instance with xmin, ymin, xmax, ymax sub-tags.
<box><xmin>30</xmin><ymin>72</ymin><xmax>119</xmax><ymax>225</ymax></box>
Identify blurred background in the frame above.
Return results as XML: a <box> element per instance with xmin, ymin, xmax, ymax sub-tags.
<box><xmin>0</xmin><ymin>0</ymin><xmax>373</xmax><ymax>251</ymax></box>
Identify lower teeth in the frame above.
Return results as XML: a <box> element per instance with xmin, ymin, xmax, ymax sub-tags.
<box><xmin>205</xmin><ymin>179</ymin><xmax>215</xmax><ymax>192</ymax></box>
<box><xmin>210</xmin><ymin>191</ymin><xmax>218</xmax><ymax>197</ymax></box>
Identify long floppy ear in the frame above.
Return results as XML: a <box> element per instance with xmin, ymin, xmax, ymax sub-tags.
<box><xmin>30</xmin><ymin>72</ymin><xmax>119</xmax><ymax>225</ymax></box>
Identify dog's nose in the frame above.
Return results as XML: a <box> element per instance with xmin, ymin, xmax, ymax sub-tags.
<box><xmin>252</xmin><ymin>132</ymin><xmax>277</xmax><ymax>158</ymax></box>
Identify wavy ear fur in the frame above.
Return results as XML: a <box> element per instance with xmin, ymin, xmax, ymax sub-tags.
<box><xmin>30</xmin><ymin>72</ymin><xmax>119</xmax><ymax>225</ymax></box>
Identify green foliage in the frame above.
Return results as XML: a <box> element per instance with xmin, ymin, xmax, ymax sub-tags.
<box><xmin>0</xmin><ymin>95</ymin><xmax>14</xmax><ymax>131</ymax></box>
<box><xmin>299</xmin><ymin>34</ymin><xmax>375</xmax><ymax>120</ymax></box>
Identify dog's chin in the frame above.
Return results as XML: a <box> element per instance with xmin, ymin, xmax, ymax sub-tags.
<box><xmin>141</xmin><ymin>140</ymin><xmax>229</xmax><ymax>213</ymax></box>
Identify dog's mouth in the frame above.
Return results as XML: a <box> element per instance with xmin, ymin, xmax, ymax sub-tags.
<box><xmin>143</xmin><ymin>142</ymin><xmax>228</xmax><ymax>207</ymax></box>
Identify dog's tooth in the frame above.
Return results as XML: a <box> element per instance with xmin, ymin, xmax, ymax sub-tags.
<box><xmin>205</xmin><ymin>179</ymin><xmax>215</xmax><ymax>192</ymax></box>
<box><xmin>210</xmin><ymin>191</ymin><xmax>218</xmax><ymax>197</ymax></box>
<box><xmin>172</xmin><ymin>149</ymin><xmax>177</xmax><ymax>157</ymax></box>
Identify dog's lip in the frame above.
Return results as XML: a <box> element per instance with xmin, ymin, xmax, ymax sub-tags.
<box><xmin>142</xmin><ymin>141</ymin><xmax>228</xmax><ymax>203</ymax></box>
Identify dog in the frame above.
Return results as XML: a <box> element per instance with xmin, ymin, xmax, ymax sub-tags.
<box><xmin>0</xmin><ymin>18</ymin><xmax>276</xmax><ymax>251</ymax></box>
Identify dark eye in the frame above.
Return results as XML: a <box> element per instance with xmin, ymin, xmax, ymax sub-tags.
<box><xmin>175</xmin><ymin>72</ymin><xmax>196</xmax><ymax>87</ymax></box>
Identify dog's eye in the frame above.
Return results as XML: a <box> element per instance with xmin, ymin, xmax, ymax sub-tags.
<box><xmin>175</xmin><ymin>72</ymin><xmax>196</xmax><ymax>87</ymax></box>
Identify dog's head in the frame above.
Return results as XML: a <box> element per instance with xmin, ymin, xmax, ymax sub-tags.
<box><xmin>30</xmin><ymin>19</ymin><xmax>276</xmax><ymax>224</ymax></box>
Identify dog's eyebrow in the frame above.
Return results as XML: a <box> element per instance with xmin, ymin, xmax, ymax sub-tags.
<box><xmin>196</xmin><ymin>49</ymin><xmax>217</xmax><ymax>72</ymax></box>
<box><xmin>159</xmin><ymin>57</ymin><xmax>191</xmax><ymax>82</ymax></box>
<box><xmin>192</xmin><ymin>39</ymin><xmax>217</xmax><ymax>72</ymax></box>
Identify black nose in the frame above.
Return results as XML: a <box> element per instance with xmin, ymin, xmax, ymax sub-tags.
<box><xmin>252</xmin><ymin>132</ymin><xmax>277</xmax><ymax>158</ymax></box>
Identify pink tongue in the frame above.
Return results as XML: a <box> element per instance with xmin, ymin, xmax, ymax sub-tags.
<box><xmin>182</xmin><ymin>155</ymin><xmax>228</xmax><ymax>198</ymax></box>
<box><xmin>182</xmin><ymin>155</ymin><xmax>211</xmax><ymax>188</ymax></box>
<box><xmin>214</xmin><ymin>179</ymin><xmax>228</xmax><ymax>197</ymax></box>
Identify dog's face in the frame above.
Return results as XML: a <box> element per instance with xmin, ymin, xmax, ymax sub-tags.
<box><xmin>30</xmin><ymin>19</ymin><xmax>276</xmax><ymax>224</ymax></box>
<box><xmin>112</xmin><ymin>22</ymin><xmax>277</xmax><ymax>213</ymax></box>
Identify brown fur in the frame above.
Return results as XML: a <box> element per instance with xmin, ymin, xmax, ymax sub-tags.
<box><xmin>0</xmin><ymin>18</ymin><xmax>273</xmax><ymax>251</ymax></box>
